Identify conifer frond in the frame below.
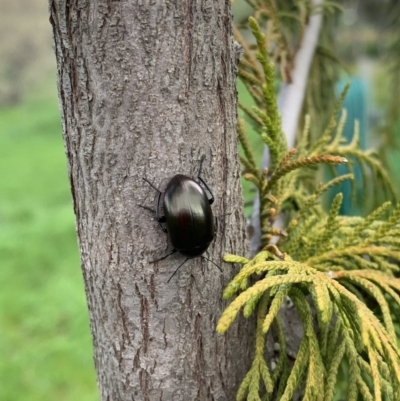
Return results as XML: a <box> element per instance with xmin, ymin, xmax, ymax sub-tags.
<box><xmin>218</xmin><ymin>250</ymin><xmax>400</xmax><ymax>398</ymax></box>
<box><xmin>326</xmin><ymin>141</ymin><xmax>397</xmax><ymax>206</ymax></box>
<box><xmin>266</xmin><ymin>154</ymin><xmax>347</xmax><ymax>192</ymax></box>
<box><xmin>221</xmin><ymin>5</ymin><xmax>400</xmax><ymax>400</ymax></box>
<box><xmin>238</xmin><ymin>118</ymin><xmax>260</xmax><ymax>179</ymax></box>
<box><xmin>237</xmin><ymin>294</ymin><xmax>273</xmax><ymax>401</ymax></box>
<box><xmin>310</xmin><ymin>83</ymin><xmax>350</xmax><ymax>155</ymax></box>
<box><xmin>324</xmin><ymin>340</ymin><xmax>345</xmax><ymax>401</ymax></box>
<box><xmin>262</xmin><ymin>285</ymin><xmax>290</xmax><ymax>333</ymax></box>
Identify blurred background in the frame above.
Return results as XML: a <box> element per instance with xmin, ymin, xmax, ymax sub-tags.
<box><xmin>0</xmin><ymin>2</ymin><xmax>97</xmax><ymax>401</ymax></box>
<box><xmin>0</xmin><ymin>1</ymin><xmax>399</xmax><ymax>400</ymax></box>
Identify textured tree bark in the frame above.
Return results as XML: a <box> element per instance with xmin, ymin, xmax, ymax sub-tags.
<box><xmin>49</xmin><ymin>1</ymin><xmax>251</xmax><ymax>400</ymax></box>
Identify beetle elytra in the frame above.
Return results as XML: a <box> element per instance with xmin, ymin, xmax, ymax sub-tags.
<box><xmin>140</xmin><ymin>155</ymin><xmax>221</xmax><ymax>282</ymax></box>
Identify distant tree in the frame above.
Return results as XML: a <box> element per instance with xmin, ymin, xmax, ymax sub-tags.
<box><xmin>0</xmin><ymin>1</ymin><xmax>53</xmax><ymax>105</ymax></box>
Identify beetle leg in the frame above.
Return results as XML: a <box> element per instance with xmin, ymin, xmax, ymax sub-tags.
<box><xmin>138</xmin><ymin>204</ymin><xmax>156</xmax><ymax>213</ymax></box>
<box><xmin>213</xmin><ymin>213</ymin><xmax>230</xmax><ymax>235</ymax></box>
<box><xmin>138</xmin><ymin>204</ymin><xmax>167</xmax><ymax>231</ymax></box>
<box><xmin>155</xmin><ymin>191</ymin><xmax>168</xmax><ymax>232</ymax></box>
<box><xmin>138</xmin><ymin>203</ymin><xmax>166</xmax><ymax>222</ymax></box>
<box><xmin>156</xmin><ymin>214</ymin><xmax>168</xmax><ymax>233</ymax></box>
<box><xmin>150</xmin><ymin>248</ymin><xmax>177</xmax><ymax>263</ymax></box>
<box><xmin>167</xmin><ymin>258</ymin><xmax>190</xmax><ymax>283</ymax></box>
<box><xmin>201</xmin><ymin>256</ymin><xmax>222</xmax><ymax>273</ymax></box>
<box><xmin>142</xmin><ymin>178</ymin><xmax>168</xmax><ymax>232</ymax></box>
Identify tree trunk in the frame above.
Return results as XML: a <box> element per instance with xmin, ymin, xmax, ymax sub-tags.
<box><xmin>49</xmin><ymin>1</ymin><xmax>251</xmax><ymax>400</ymax></box>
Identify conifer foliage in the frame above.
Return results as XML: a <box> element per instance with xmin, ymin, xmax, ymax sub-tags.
<box><xmin>218</xmin><ymin>7</ymin><xmax>400</xmax><ymax>401</ymax></box>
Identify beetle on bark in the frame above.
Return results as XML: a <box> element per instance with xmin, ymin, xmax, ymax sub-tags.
<box><xmin>140</xmin><ymin>155</ymin><xmax>221</xmax><ymax>282</ymax></box>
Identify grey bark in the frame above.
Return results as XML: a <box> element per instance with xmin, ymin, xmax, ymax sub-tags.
<box><xmin>49</xmin><ymin>1</ymin><xmax>251</xmax><ymax>400</ymax></box>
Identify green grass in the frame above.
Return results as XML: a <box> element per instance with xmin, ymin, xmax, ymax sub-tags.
<box><xmin>0</xmin><ymin>82</ymin><xmax>98</xmax><ymax>401</ymax></box>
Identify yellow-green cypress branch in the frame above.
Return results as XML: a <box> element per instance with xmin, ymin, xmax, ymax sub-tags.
<box><xmin>255</xmin><ymin>294</ymin><xmax>273</xmax><ymax>393</ymax></box>
<box><xmin>365</xmin><ymin>275</ymin><xmax>400</xmax><ymax>306</ymax></box>
<box><xmin>326</xmin><ymin>146</ymin><xmax>397</xmax><ymax>203</ymax></box>
<box><xmin>238</xmin><ymin>68</ymin><xmax>265</xmax><ymax>87</ymax></box>
<box><xmin>241</xmin><ymin>80</ymin><xmax>264</xmax><ymax>106</ymax></box>
<box><xmin>324</xmin><ymin>307</ymin><xmax>341</xmax><ymax>359</ymax></box>
<box><xmin>324</xmin><ymin>340</ymin><xmax>346</xmax><ymax>401</ymax></box>
<box><xmin>252</xmin><ymin>107</ymin><xmax>276</xmax><ymax>139</ymax></box>
<box><xmin>367</xmin><ymin>338</ymin><xmax>382</xmax><ymax>401</ymax></box>
<box><xmin>369</xmin><ymin>326</ymin><xmax>385</xmax><ymax>355</ymax></box>
<box><xmin>238</xmin><ymin>102</ymin><xmax>264</xmax><ymax>127</ymax></box>
<box><xmin>285</xmin><ymin>174</ymin><xmax>353</xmax><ymax>235</ymax></box>
<box><xmin>239</xmin><ymin>57</ymin><xmax>264</xmax><ymax>80</ymax></box>
<box><xmin>261</xmin><ymin>82</ymin><xmax>282</xmax><ymax>136</ymax></box>
<box><xmin>375</xmin><ymin>353</ymin><xmax>395</xmax><ymax>397</ymax></box>
<box><xmin>248</xmin><ymin>17</ymin><xmax>285</xmax><ymax>169</ymax></box>
<box><xmin>365</xmin><ymin>202</ymin><xmax>400</xmax><ymax>245</ymax></box>
<box><xmin>275</xmin><ymin>148</ymin><xmax>297</xmax><ymax>171</ymax></box>
<box><xmin>233</xmin><ymin>25</ymin><xmax>264</xmax><ymax>81</ymax></box>
<box><xmin>262</xmin><ymin>285</ymin><xmax>290</xmax><ymax>333</ymax></box>
<box><xmin>296</xmin><ymin>114</ymin><xmax>311</xmax><ymax>157</ymax></box>
<box><xmin>236</xmin><ymin>371</ymin><xmax>253</xmax><ymax>401</ymax></box>
<box><xmin>339</xmin><ymin>274</ymin><xmax>396</xmax><ymax>341</ymax></box>
<box><xmin>357</xmin><ymin>375</ymin><xmax>374</xmax><ymax>401</ymax></box>
<box><xmin>240</xmin><ymin>157</ymin><xmax>258</xmax><ymax>177</ymax></box>
<box><xmin>343</xmin><ymin>326</ymin><xmax>361</xmax><ymax>401</ymax></box>
<box><xmin>237</xmin><ymin>293</ymin><xmax>273</xmax><ymax>401</ymax></box>
<box><xmin>330</xmin><ymin>108</ymin><xmax>348</xmax><ymax>148</ymax></box>
<box><xmin>311</xmin><ymin>83</ymin><xmax>350</xmax><ymax>154</ymax></box>
<box><xmin>263</xmin><ymin>0</ymin><xmax>292</xmax><ymax>65</ymax></box>
<box><xmin>279</xmin><ymin>338</ymin><xmax>309</xmax><ymax>401</ymax></box>
<box><xmin>223</xmin><ymin>254</ymin><xmax>249</xmax><ymax>264</ymax></box>
<box><xmin>291</xmin><ymin>289</ymin><xmax>325</xmax><ymax>398</ymax></box>
<box><xmin>238</xmin><ymin>118</ymin><xmax>258</xmax><ymax>173</ymax></box>
<box><xmin>222</xmin><ymin>259</ymin><xmax>313</xmax><ymax>300</ymax></box>
<box><xmin>217</xmin><ymin>274</ymin><xmax>314</xmax><ymax>334</ymax></box>
<box><xmin>340</xmin><ymin>201</ymin><xmax>392</xmax><ymax>249</ymax></box>
<box><xmin>306</xmin><ymin>245</ymin><xmax>400</xmax><ymax>266</ymax></box>
<box><xmin>243</xmin><ymin>172</ymin><xmax>261</xmax><ymax>188</ymax></box>
<box><xmin>248</xmin><ymin>17</ymin><xmax>270</xmax><ymax>80</ymax></box>
<box><xmin>310</xmin><ymin>276</ymin><xmax>332</xmax><ymax>324</ymax></box>
<box><xmin>314</xmin><ymin>192</ymin><xmax>342</xmax><ymax>252</ymax></box>
<box><xmin>272</xmin><ymin>316</ymin><xmax>288</xmax><ymax>385</ymax></box>
<box><xmin>266</xmin><ymin>154</ymin><xmax>347</xmax><ymax>193</ymax></box>
<box><xmin>349</xmin><ymin>119</ymin><xmax>360</xmax><ymax>148</ymax></box>
<box><xmin>243</xmin><ymin>291</ymin><xmax>264</xmax><ymax>318</ymax></box>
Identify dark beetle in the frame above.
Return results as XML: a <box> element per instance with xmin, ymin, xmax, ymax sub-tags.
<box><xmin>140</xmin><ymin>155</ymin><xmax>221</xmax><ymax>282</ymax></box>
<box><xmin>164</xmin><ymin>174</ymin><xmax>215</xmax><ymax>256</ymax></box>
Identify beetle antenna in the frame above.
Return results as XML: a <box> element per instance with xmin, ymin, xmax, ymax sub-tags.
<box><xmin>142</xmin><ymin>177</ymin><xmax>162</xmax><ymax>193</ymax></box>
<box><xmin>167</xmin><ymin>258</ymin><xmax>190</xmax><ymax>283</ymax></box>
<box><xmin>197</xmin><ymin>154</ymin><xmax>206</xmax><ymax>178</ymax></box>
<box><xmin>201</xmin><ymin>256</ymin><xmax>222</xmax><ymax>273</ymax></box>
